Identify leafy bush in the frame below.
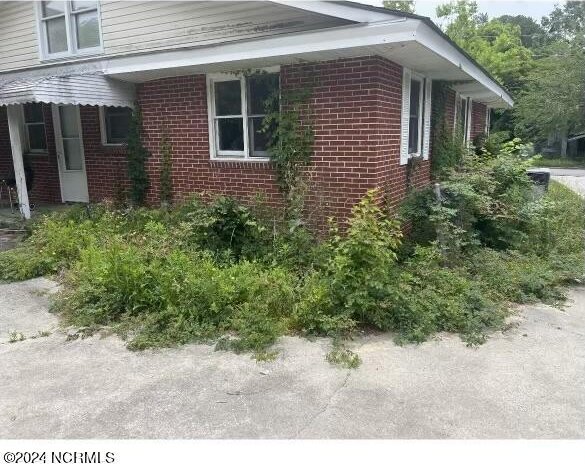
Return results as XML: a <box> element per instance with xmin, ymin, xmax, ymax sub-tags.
<box><xmin>173</xmin><ymin>196</ymin><xmax>270</xmax><ymax>261</ymax></box>
<box><xmin>384</xmin><ymin>246</ymin><xmax>506</xmax><ymax>344</ymax></box>
<box><xmin>1</xmin><ymin>151</ymin><xmax>583</xmax><ymax>360</ymax></box>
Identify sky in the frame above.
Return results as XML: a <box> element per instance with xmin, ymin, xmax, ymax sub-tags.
<box><xmin>355</xmin><ymin>0</ymin><xmax>559</xmax><ymax>23</ymax></box>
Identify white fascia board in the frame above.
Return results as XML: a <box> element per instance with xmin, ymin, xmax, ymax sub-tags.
<box><xmin>415</xmin><ymin>22</ymin><xmax>513</xmax><ymax>108</ymax></box>
<box><xmin>270</xmin><ymin>0</ymin><xmax>399</xmax><ymax>22</ymax></box>
<box><xmin>104</xmin><ymin>19</ymin><xmax>415</xmax><ymax>76</ymax></box>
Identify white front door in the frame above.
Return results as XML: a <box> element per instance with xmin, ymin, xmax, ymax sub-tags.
<box><xmin>52</xmin><ymin>104</ymin><xmax>89</xmax><ymax>203</ymax></box>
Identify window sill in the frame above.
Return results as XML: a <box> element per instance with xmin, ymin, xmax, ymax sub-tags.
<box><xmin>209</xmin><ymin>158</ymin><xmax>272</xmax><ymax>170</ymax></box>
<box><xmin>40</xmin><ymin>48</ymin><xmax>104</xmax><ymax>63</ymax></box>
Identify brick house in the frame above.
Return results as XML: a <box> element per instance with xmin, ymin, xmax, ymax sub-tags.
<box><xmin>0</xmin><ymin>1</ymin><xmax>512</xmax><ymax>221</ymax></box>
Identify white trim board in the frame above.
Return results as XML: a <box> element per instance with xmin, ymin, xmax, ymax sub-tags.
<box><xmin>101</xmin><ymin>18</ymin><xmax>511</xmax><ymax>108</ymax></box>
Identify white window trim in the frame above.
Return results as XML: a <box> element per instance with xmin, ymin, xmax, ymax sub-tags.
<box><xmin>465</xmin><ymin>97</ymin><xmax>473</xmax><ymax>144</ymax></box>
<box><xmin>400</xmin><ymin>68</ymin><xmax>432</xmax><ymax>165</ymax></box>
<box><xmin>20</xmin><ymin>104</ymin><xmax>49</xmax><ymax>155</ymax></box>
<box><xmin>409</xmin><ymin>74</ymin><xmax>424</xmax><ymax>158</ymax></box>
<box><xmin>206</xmin><ymin>68</ymin><xmax>279</xmax><ymax>161</ymax></box>
<box><xmin>99</xmin><ymin>106</ymin><xmax>129</xmax><ymax>146</ymax></box>
<box><xmin>35</xmin><ymin>1</ymin><xmax>104</xmax><ymax>61</ymax></box>
<box><xmin>454</xmin><ymin>92</ymin><xmax>473</xmax><ymax>143</ymax></box>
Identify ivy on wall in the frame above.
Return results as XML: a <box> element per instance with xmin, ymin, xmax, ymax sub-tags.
<box><xmin>258</xmin><ymin>68</ymin><xmax>317</xmax><ymax>222</ymax></box>
<box><xmin>430</xmin><ymin>81</ymin><xmax>466</xmax><ymax>179</ymax></box>
<box><xmin>159</xmin><ymin>129</ymin><xmax>173</xmax><ymax>208</ymax></box>
<box><xmin>126</xmin><ymin>107</ymin><xmax>150</xmax><ymax>206</ymax></box>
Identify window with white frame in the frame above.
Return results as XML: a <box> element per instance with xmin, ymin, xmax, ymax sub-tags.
<box><xmin>455</xmin><ymin>94</ymin><xmax>472</xmax><ymax>142</ymax></box>
<box><xmin>207</xmin><ymin>72</ymin><xmax>279</xmax><ymax>159</ymax></box>
<box><xmin>22</xmin><ymin>103</ymin><xmax>48</xmax><ymax>154</ymax></box>
<box><xmin>38</xmin><ymin>1</ymin><xmax>102</xmax><ymax>58</ymax></box>
<box><xmin>99</xmin><ymin>106</ymin><xmax>133</xmax><ymax>145</ymax></box>
<box><xmin>400</xmin><ymin>68</ymin><xmax>432</xmax><ymax>165</ymax></box>
<box><xmin>408</xmin><ymin>76</ymin><xmax>424</xmax><ymax>155</ymax></box>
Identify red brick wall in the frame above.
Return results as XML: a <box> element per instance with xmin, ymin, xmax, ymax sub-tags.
<box><xmin>137</xmin><ymin>75</ymin><xmax>281</xmax><ymax>209</ymax></box>
<box><xmin>1</xmin><ymin>55</ymin><xmax>470</xmax><ymax>224</ymax></box>
<box><xmin>443</xmin><ymin>87</ymin><xmax>457</xmax><ymax>133</ymax></box>
<box><xmin>137</xmin><ymin>56</ymin><xmax>433</xmax><ymax>223</ymax></box>
<box><xmin>470</xmin><ymin>100</ymin><xmax>487</xmax><ymax>141</ymax></box>
<box><xmin>79</xmin><ymin>106</ymin><xmax>130</xmax><ymax>202</ymax></box>
<box><xmin>372</xmin><ymin>58</ymin><xmax>430</xmax><ymax>209</ymax></box>
<box><xmin>0</xmin><ymin>107</ymin><xmax>12</xmax><ymax>182</ymax></box>
<box><xmin>0</xmin><ymin>105</ymin><xmax>61</xmax><ymax>205</ymax></box>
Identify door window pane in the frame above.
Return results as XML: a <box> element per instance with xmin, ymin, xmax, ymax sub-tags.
<box><xmin>408</xmin><ymin>79</ymin><xmax>421</xmax><ymax>154</ymax></box>
<box><xmin>63</xmin><ymin>139</ymin><xmax>83</xmax><ymax>170</ymax></box>
<box><xmin>217</xmin><ymin>118</ymin><xmax>244</xmax><ymax>152</ymax></box>
<box><xmin>27</xmin><ymin>125</ymin><xmax>48</xmax><ymax>151</ymax></box>
<box><xmin>46</xmin><ymin>16</ymin><xmax>68</xmax><ymax>53</ymax></box>
<box><xmin>76</xmin><ymin>10</ymin><xmax>100</xmax><ymax>49</ymax></box>
<box><xmin>59</xmin><ymin>106</ymin><xmax>79</xmax><ymax>139</ymax></box>
<box><xmin>215</xmin><ymin>81</ymin><xmax>241</xmax><ymax>116</ymax></box>
<box><xmin>42</xmin><ymin>1</ymin><xmax>65</xmax><ymax>17</ymax></box>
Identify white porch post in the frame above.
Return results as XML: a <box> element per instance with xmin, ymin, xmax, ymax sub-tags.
<box><xmin>6</xmin><ymin>104</ymin><xmax>31</xmax><ymax>219</ymax></box>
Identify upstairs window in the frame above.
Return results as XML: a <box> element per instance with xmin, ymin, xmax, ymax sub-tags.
<box><xmin>22</xmin><ymin>103</ymin><xmax>48</xmax><ymax>154</ymax></box>
<box><xmin>207</xmin><ymin>72</ymin><xmax>279</xmax><ymax>159</ymax></box>
<box><xmin>99</xmin><ymin>106</ymin><xmax>132</xmax><ymax>145</ymax></box>
<box><xmin>38</xmin><ymin>1</ymin><xmax>102</xmax><ymax>58</ymax></box>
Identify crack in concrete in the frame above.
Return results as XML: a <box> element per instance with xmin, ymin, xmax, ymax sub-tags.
<box><xmin>295</xmin><ymin>371</ymin><xmax>351</xmax><ymax>438</ymax></box>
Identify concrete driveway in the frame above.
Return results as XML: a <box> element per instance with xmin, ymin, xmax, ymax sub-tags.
<box><xmin>1</xmin><ymin>277</ymin><xmax>584</xmax><ymax>439</ymax></box>
<box><xmin>550</xmin><ymin>168</ymin><xmax>585</xmax><ymax>197</ymax></box>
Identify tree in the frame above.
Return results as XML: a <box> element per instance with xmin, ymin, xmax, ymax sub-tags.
<box><xmin>541</xmin><ymin>1</ymin><xmax>585</xmax><ymax>44</ymax></box>
<box><xmin>498</xmin><ymin>15</ymin><xmax>548</xmax><ymax>49</ymax></box>
<box><xmin>436</xmin><ymin>1</ymin><xmax>533</xmax><ymax>93</ymax></box>
<box><xmin>383</xmin><ymin>1</ymin><xmax>415</xmax><ymax>13</ymax></box>
<box><xmin>514</xmin><ymin>43</ymin><xmax>585</xmax><ymax>156</ymax></box>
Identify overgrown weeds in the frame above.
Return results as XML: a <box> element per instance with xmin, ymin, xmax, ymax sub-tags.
<box><xmin>1</xmin><ymin>144</ymin><xmax>583</xmax><ymax>365</ymax></box>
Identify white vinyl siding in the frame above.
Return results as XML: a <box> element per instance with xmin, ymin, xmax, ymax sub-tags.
<box><xmin>0</xmin><ymin>1</ymin><xmax>348</xmax><ymax>74</ymax></box>
<box><xmin>99</xmin><ymin>1</ymin><xmax>349</xmax><ymax>56</ymax></box>
<box><xmin>0</xmin><ymin>2</ymin><xmax>39</xmax><ymax>72</ymax></box>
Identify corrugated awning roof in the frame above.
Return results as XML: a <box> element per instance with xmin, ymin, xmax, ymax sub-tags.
<box><xmin>0</xmin><ymin>72</ymin><xmax>135</xmax><ymax>108</ymax></box>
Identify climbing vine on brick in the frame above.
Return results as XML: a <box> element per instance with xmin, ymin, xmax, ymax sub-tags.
<box><xmin>159</xmin><ymin>129</ymin><xmax>173</xmax><ymax>207</ymax></box>
<box><xmin>126</xmin><ymin>107</ymin><xmax>150</xmax><ymax>206</ymax></box>
<box><xmin>261</xmin><ymin>68</ymin><xmax>316</xmax><ymax>222</ymax></box>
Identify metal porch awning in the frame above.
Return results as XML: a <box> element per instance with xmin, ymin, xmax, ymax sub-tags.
<box><xmin>0</xmin><ymin>72</ymin><xmax>135</xmax><ymax>108</ymax></box>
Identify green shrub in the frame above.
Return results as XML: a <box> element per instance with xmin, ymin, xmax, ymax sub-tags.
<box><xmin>382</xmin><ymin>245</ymin><xmax>506</xmax><ymax>344</ymax></box>
<box><xmin>324</xmin><ymin>190</ymin><xmax>402</xmax><ymax>325</ymax></box>
<box><xmin>174</xmin><ymin>196</ymin><xmax>270</xmax><ymax>261</ymax></box>
<box><xmin>55</xmin><ymin>237</ymin><xmax>298</xmax><ymax>352</ymax></box>
<box><xmin>2</xmin><ymin>157</ymin><xmax>583</xmax><ymax>359</ymax></box>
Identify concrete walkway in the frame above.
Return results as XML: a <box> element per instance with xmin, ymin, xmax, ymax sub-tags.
<box><xmin>550</xmin><ymin>168</ymin><xmax>585</xmax><ymax>197</ymax></box>
<box><xmin>0</xmin><ymin>278</ymin><xmax>584</xmax><ymax>439</ymax></box>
